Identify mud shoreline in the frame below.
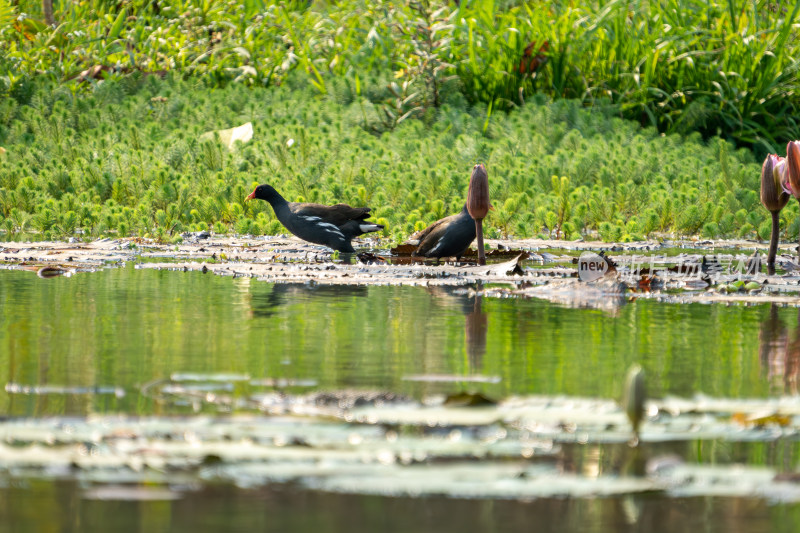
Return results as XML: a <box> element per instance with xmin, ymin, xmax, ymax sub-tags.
<box><xmin>2</xmin><ymin>235</ymin><xmax>800</xmax><ymax>307</ymax></box>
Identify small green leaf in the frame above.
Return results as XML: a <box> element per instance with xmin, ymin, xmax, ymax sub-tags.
<box><xmin>107</xmin><ymin>10</ymin><xmax>126</xmax><ymax>42</ymax></box>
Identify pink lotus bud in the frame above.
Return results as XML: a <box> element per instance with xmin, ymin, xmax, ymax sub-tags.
<box><xmin>787</xmin><ymin>141</ymin><xmax>800</xmax><ymax>199</ymax></box>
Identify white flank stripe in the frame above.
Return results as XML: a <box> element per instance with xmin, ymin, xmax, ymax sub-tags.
<box><xmin>315</xmin><ymin>221</ymin><xmax>344</xmax><ymax>238</ymax></box>
<box><xmin>360</xmin><ymin>224</ymin><xmax>380</xmax><ymax>232</ymax></box>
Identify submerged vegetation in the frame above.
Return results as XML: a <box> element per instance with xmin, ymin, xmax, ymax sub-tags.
<box><xmin>0</xmin><ymin>76</ymin><xmax>780</xmax><ymax>243</ymax></box>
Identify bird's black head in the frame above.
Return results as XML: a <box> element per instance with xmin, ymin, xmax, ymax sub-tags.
<box><xmin>245</xmin><ymin>184</ymin><xmax>280</xmax><ymax>203</ymax></box>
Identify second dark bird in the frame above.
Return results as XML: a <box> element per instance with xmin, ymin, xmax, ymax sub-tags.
<box><xmin>411</xmin><ymin>204</ymin><xmax>477</xmax><ymax>263</ymax></box>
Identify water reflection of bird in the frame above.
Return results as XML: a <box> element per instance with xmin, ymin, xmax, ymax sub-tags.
<box><xmin>758</xmin><ymin>304</ymin><xmax>799</xmax><ymax>394</ymax></box>
<box><xmin>250</xmin><ymin>283</ymin><xmax>368</xmax><ymax>318</ymax></box>
<box><xmin>426</xmin><ymin>286</ymin><xmax>488</xmax><ymax>370</ymax></box>
<box><xmin>245</xmin><ymin>184</ymin><xmax>383</xmax><ymax>253</ymax></box>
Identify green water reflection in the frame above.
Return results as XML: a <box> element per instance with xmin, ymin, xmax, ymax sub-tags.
<box><xmin>2</xmin><ymin>480</ymin><xmax>800</xmax><ymax>533</ymax></box>
<box><xmin>0</xmin><ymin>266</ymin><xmax>796</xmax><ymax>416</ymax></box>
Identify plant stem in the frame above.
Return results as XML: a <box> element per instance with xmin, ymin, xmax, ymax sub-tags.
<box><xmin>475</xmin><ymin>218</ymin><xmax>485</xmax><ymax>265</ymax></box>
<box><xmin>768</xmin><ymin>210</ymin><xmax>779</xmax><ymax>275</ymax></box>
<box><xmin>43</xmin><ymin>0</ymin><xmax>54</xmax><ymax>26</ymax></box>
<box><xmin>797</xmin><ymin>197</ymin><xmax>800</xmax><ymax>264</ymax></box>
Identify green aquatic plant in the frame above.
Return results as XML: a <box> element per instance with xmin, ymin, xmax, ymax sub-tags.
<box><xmin>0</xmin><ymin>76</ymin><xmax>774</xmax><ymax>243</ymax></box>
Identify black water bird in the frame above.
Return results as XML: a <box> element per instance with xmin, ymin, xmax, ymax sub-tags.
<box><xmin>245</xmin><ymin>184</ymin><xmax>383</xmax><ymax>253</ymax></box>
<box><xmin>411</xmin><ymin>204</ymin><xmax>477</xmax><ymax>262</ymax></box>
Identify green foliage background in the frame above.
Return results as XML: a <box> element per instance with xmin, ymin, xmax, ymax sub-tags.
<box><xmin>1</xmin><ymin>0</ymin><xmax>798</xmax><ymax>242</ymax></box>
<box><xmin>2</xmin><ymin>0</ymin><xmax>799</xmax><ymax>152</ymax></box>
<box><xmin>0</xmin><ymin>76</ymin><xmax>785</xmax><ymax>243</ymax></box>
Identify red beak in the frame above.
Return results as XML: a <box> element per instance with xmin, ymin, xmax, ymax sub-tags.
<box><xmin>245</xmin><ymin>190</ymin><xmax>256</xmax><ymax>201</ymax></box>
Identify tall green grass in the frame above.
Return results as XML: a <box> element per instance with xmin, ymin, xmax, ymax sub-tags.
<box><xmin>2</xmin><ymin>1</ymin><xmax>798</xmax><ymax>153</ymax></box>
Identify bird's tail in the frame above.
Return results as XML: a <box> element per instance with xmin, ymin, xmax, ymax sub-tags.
<box><xmin>359</xmin><ymin>223</ymin><xmax>383</xmax><ymax>234</ymax></box>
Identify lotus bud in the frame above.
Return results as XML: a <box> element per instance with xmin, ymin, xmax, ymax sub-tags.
<box><xmin>787</xmin><ymin>141</ymin><xmax>800</xmax><ymax>199</ymax></box>
<box><xmin>761</xmin><ymin>154</ymin><xmax>789</xmax><ymax>212</ymax></box>
<box><xmin>467</xmin><ymin>163</ymin><xmax>490</xmax><ymax>266</ymax></box>
<box><xmin>467</xmin><ymin>164</ymin><xmax>490</xmax><ymax>220</ymax></box>
<box><xmin>622</xmin><ymin>364</ymin><xmax>646</xmax><ymax>443</ymax></box>
<box><xmin>787</xmin><ymin>141</ymin><xmax>800</xmax><ymax>265</ymax></box>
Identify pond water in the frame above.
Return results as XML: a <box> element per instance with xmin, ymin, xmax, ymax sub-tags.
<box><xmin>1</xmin><ymin>265</ymin><xmax>800</xmax><ymax>531</ymax></box>
<box><xmin>1</xmin><ymin>265</ymin><xmax>795</xmax><ymax>416</ymax></box>
<box><xmin>2</xmin><ymin>480</ymin><xmax>799</xmax><ymax>533</ymax></box>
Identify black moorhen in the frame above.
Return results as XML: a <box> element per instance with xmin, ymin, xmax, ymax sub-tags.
<box><xmin>245</xmin><ymin>184</ymin><xmax>383</xmax><ymax>253</ymax></box>
<box><xmin>411</xmin><ymin>204</ymin><xmax>476</xmax><ymax>262</ymax></box>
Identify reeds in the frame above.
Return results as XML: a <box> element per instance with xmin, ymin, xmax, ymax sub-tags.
<box><xmin>2</xmin><ymin>1</ymin><xmax>799</xmax><ymax>152</ymax></box>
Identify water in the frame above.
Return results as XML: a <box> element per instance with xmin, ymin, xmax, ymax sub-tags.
<box><xmin>0</xmin><ymin>266</ymin><xmax>793</xmax><ymax>416</ymax></box>
<box><xmin>1</xmin><ymin>266</ymin><xmax>799</xmax><ymax>531</ymax></box>
<box><xmin>3</xmin><ymin>481</ymin><xmax>800</xmax><ymax>533</ymax></box>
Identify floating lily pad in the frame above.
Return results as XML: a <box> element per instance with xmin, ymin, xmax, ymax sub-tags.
<box><xmin>82</xmin><ymin>485</ymin><xmax>183</xmax><ymax>501</ymax></box>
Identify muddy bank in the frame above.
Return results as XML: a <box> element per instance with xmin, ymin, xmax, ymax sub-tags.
<box><xmin>2</xmin><ymin>235</ymin><xmax>800</xmax><ymax>307</ymax></box>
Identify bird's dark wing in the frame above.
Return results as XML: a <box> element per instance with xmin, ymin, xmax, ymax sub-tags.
<box><xmin>412</xmin><ymin>215</ymin><xmax>456</xmax><ymax>257</ymax></box>
<box><xmin>291</xmin><ymin>203</ymin><xmax>372</xmax><ymax>225</ymax></box>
